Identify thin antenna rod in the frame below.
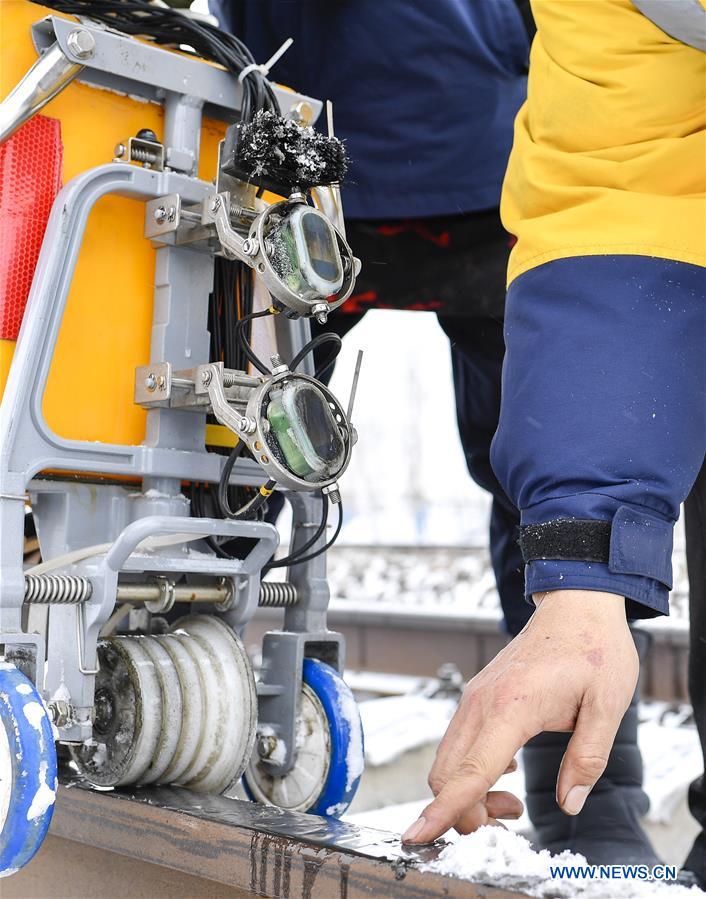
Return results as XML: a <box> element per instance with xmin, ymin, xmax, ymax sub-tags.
<box><xmin>347</xmin><ymin>350</ymin><xmax>363</xmax><ymax>422</ymax></box>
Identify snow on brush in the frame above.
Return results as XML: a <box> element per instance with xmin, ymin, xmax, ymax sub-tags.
<box><xmin>423</xmin><ymin>827</ymin><xmax>704</xmax><ymax>898</ymax></box>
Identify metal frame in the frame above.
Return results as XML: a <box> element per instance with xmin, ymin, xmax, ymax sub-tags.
<box><xmin>0</xmin><ymin>22</ymin><xmax>347</xmax><ymax>775</ymax></box>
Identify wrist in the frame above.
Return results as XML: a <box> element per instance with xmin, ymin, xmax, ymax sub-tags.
<box><xmin>533</xmin><ymin>589</ymin><xmax>628</xmax><ymax>622</ymax></box>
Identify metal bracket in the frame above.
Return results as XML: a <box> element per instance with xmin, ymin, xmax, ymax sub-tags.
<box><xmin>115</xmin><ymin>134</ymin><xmax>165</xmax><ymax>171</ymax></box>
<box><xmin>31</xmin><ymin>16</ymin><xmax>324</xmax><ymax>126</ymax></box>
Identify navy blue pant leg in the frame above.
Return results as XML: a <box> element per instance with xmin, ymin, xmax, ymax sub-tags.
<box><xmin>437</xmin><ymin>314</ymin><xmax>529</xmax><ymax>636</ymax></box>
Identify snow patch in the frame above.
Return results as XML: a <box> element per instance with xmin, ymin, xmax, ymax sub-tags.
<box><xmin>26</xmin><ymin>762</ymin><xmax>56</xmax><ymax>821</ymax></box>
<box><xmin>423</xmin><ymin>826</ymin><xmax>702</xmax><ymax>898</ymax></box>
<box><xmin>358</xmin><ymin>695</ymin><xmax>456</xmax><ymax>767</ymax></box>
<box><xmin>22</xmin><ymin>702</ymin><xmax>45</xmax><ymax>733</ymax></box>
<box><xmin>50</xmin><ymin>683</ymin><xmax>71</xmax><ymax>704</ymax></box>
<box><xmin>334</xmin><ymin>679</ymin><xmax>364</xmax><ymax>792</ymax></box>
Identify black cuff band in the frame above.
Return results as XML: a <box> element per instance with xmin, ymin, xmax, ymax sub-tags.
<box><xmin>518</xmin><ymin>519</ymin><xmax>612</xmax><ymax>564</ymax></box>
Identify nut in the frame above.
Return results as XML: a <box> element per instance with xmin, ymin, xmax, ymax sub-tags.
<box><xmin>66</xmin><ymin>29</ymin><xmax>96</xmax><ymax>61</ymax></box>
<box><xmin>257</xmin><ymin>734</ymin><xmax>279</xmax><ymax>759</ymax></box>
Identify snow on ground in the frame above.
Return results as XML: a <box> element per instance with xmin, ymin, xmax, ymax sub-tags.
<box><xmin>423</xmin><ymin>827</ymin><xmax>704</xmax><ymax>898</ymax></box>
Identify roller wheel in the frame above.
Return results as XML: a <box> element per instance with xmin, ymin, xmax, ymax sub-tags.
<box><xmin>71</xmin><ymin>616</ymin><xmax>257</xmax><ymax>795</ymax></box>
<box><xmin>244</xmin><ymin>659</ymin><xmax>364</xmax><ymax>817</ymax></box>
<box><xmin>0</xmin><ymin>662</ymin><xmax>58</xmax><ymax>877</ymax></box>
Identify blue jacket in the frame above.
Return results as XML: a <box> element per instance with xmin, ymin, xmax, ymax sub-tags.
<box><xmin>210</xmin><ymin>1</ymin><xmax>529</xmax><ymax>219</ymax></box>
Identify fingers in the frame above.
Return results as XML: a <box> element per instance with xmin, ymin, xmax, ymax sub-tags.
<box><xmin>454</xmin><ymin>790</ymin><xmax>524</xmax><ymax>834</ymax></box>
<box><xmin>485</xmin><ymin>790</ymin><xmax>523</xmax><ymax>821</ymax></box>
<box><xmin>556</xmin><ymin>693</ymin><xmax>625</xmax><ymax>816</ymax></box>
<box><xmin>404</xmin><ymin>723</ymin><xmax>524</xmax><ymax>843</ymax></box>
<box><xmin>428</xmin><ymin>695</ymin><xmax>483</xmax><ymax>796</ymax></box>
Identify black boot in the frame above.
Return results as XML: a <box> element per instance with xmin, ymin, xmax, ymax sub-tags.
<box><xmin>523</xmin><ymin>629</ymin><xmax>660</xmax><ymax>865</ymax></box>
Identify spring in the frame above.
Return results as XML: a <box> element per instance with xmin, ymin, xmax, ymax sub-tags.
<box><xmin>130</xmin><ymin>146</ymin><xmax>160</xmax><ymax>165</ymax></box>
<box><xmin>24</xmin><ymin>574</ymin><xmax>93</xmax><ymax>605</ymax></box>
<box><xmin>258</xmin><ymin>581</ymin><xmax>299</xmax><ymax>608</ymax></box>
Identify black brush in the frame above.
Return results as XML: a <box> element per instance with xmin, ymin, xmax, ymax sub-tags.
<box><xmin>221</xmin><ymin>109</ymin><xmax>348</xmax><ymax>195</ymax></box>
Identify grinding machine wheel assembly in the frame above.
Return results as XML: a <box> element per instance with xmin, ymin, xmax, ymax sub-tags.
<box><xmin>0</xmin><ymin>0</ymin><xmax>367</xmax><ymax>878</ymax></box>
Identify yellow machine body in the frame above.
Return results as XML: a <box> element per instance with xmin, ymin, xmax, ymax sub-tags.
<box><xmin>0</xmin><ymin>1</ymin><xmax>229</xmax><ymax>449</ymax></box>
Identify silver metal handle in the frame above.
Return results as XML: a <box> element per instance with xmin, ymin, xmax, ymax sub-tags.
<box><xmin>0</xmin><ymin>42</ymin><xmax>83</xmax><ymax>144</ymax></box>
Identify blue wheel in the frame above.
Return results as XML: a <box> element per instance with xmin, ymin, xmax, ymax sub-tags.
<box><xmin>244</xmin><ymin>659</ymin><xmax>364</xmax><ymax>817</ymax></box>
<box><xmin>0</xmin><ymin>662</ymin><xmax>57</xmax><ymax>877</ymax></box>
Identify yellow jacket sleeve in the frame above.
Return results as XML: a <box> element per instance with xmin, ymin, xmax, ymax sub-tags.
<box><xmin>501</xmin><ymin>0</ymin><xmax>706</xmax><ymax>286</ymax></box>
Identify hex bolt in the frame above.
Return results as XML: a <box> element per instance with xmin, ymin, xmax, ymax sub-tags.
<box><xmin>257</xmin><ymin>734</ymin><xmax>279</xmax><ymax>760</ymax></box>
<box><xmin>153</xmin><ymin>206</ymin><xmax>167</xmax><ymax>224</ymax></box>
<box><xmin>114</xmin><ymin>143</ymin><xmax>126</xmax><ymax>159</ymax></box>
<box><xmin>211</xmin><ymin>196</ymin><xmax>222</xmax><ymax>214</ymax></box>
<box><xmin>167</xmin><ymin>204</ymin><xmax>177</xmax><ymax>223</ymax></box>
<box><xmin>157</xmin><ymin>375</ymin><xmax>167</xmax><ymax>391</ymax></box>
<box><xmin>48</xmin><ymin>700</ymin><xmax>72</xmax><ymax>728</ymax></box>
<box><xmin>242</xmin><ymin>238</ymin><xmax>259</xmax><ymax>257</ymax></box>
<box><xmin>66</xmin><ymin>29</ymin><xmax>96</xmax><ymax>61</ymax></box>
<box><xmin>312</xmin><ymin>302</ymin><xmax>329</xmax><ymax>325</ymax></box>
<box><xmin>238</xmin><ymin>417</ymin><xmax>256</xmax><ymax>434</ymax></box>
<box><xmin>144</xmin><ymin>372</ymin><xmax>157</xmax><ymax>392</ymax></box>
<box><xmin>201</xmin><ymin>369</ymin><xmax>212</xmax><ymax>387</ymax></box>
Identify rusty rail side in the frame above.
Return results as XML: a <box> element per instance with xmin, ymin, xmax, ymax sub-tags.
<box><xmin>8</xmin><ymin>781</ymin><xmax>529</xmax><ymax>899</ymax></box>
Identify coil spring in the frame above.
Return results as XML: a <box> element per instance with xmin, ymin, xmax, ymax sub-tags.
<box><xmin>258</xmin><ymin>581</ymin><xmax>299</xmax><ymax>608</ymax></box>
<box><xmin>24</xmin><ymin>574</ymin><xmax>93</xmax><ymax>604</ymax></box>
<box><xmin>130</xmin><ymin>146</ymin><xmax>160</xmax><ymax>165</ymax></box>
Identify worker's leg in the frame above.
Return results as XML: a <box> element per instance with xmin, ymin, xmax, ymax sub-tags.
<box><xmin>684</xmin><ymin>457</ymin><xmax>706</xmax><ymax>887</ymax></box>
<box><xmin>436</xmin><ymin>313</ymin><xmax>529</xmax><ymax>636</ymax></box>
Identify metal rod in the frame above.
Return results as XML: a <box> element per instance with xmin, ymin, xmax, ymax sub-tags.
<box><xmin>347</xmin><ymin>349</ymin><xmax>364</xmax><ymax>422</ymax></box>
<box><xmin>116</xmin><ymin>583</ymin><xmax>230</xmax><ymax>603</ymax></box>
<box><xmin>0</xmin><ymin>43</ymin><xmax>83</xmax><ymax>144</ymax></box>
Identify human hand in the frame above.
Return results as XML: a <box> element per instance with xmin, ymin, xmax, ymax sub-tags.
<box><xmin>402</xmin><ymin>590</ymin><xmax>638</xmax><ymax>844</ymax></box>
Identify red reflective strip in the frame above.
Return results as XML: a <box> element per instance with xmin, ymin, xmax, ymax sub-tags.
<box><xmin>0</xmin><ymin>116</ymin><xmax>63</xmax><ymax>340</ymax></box>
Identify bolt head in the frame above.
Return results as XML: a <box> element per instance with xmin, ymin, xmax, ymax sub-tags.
<box><xmin>211</xmin><ymin>196</ymin><xmax>221</xmax><ymax>213</ymax></box>
<box><xmin>114</xmin><ymin>143</ymin><xmax>126</xmax><ymax>159</ymax></box>
<box><xmin>153</xmin><ymin>206</ymin><xmax>167</xmax><ymax>224</ymax></box>
<box><xmin>315</xmin><ymin>311</ymin><xmax>328</xmax><ymax>325</ymax></box>
<box><xmin>242</xmin><ymin>238</ymin><xmax>259</xmax><ymax>257</ymax></box>
<box><xmin>257</xmin><ymin>734</ymin><xmax>278</xmax><ymax>759</ymax></box>
<box><xmin>201</xmin><ymin>369</ymin><xmax>212</xmax><ymax>386</ymax></box>
<box><xmin>66</xmin><ymin>29</ymin><xmax>96</xmax><ymax>60</ymax></box>
<box><xmin>156</xmin><ymin>375</ymin><xmax>167</xmax><ymax>391</ymax></box>
<box><xmin>144</xmin><ymin>373</ymin><xmax>157</xmax><ymax>391</ymax></box>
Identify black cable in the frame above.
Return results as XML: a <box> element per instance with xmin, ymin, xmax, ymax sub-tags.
<box><xmin>264</xmin><ymin>494</ymin><xmax>329</xmax><ymax>571</ymax></box>
<box><xmin>284</xmin><ymin>501</ymin><xmax>343</xmax><ymax>566</ymax></box>
<box><xmin>235</xmin><ymin>308</ymin><xmax>275</xmax><ymax>375</ymax></box>
<box><xmin>289</xmin><ymin>332</ymin><xmax>342</xmax><ymax>375</ymax></box>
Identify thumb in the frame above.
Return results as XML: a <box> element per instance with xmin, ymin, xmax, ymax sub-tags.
<box><xmin>556</xmin><ymin>695</ymin><xmax>624</xmax><ymax>817</ymax></box>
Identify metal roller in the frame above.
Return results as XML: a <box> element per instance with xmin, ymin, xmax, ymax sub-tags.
<box><xmin>71</xmin><ymin>616</ymin><xmax>257</xmax><ymax>795</ymax></box>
